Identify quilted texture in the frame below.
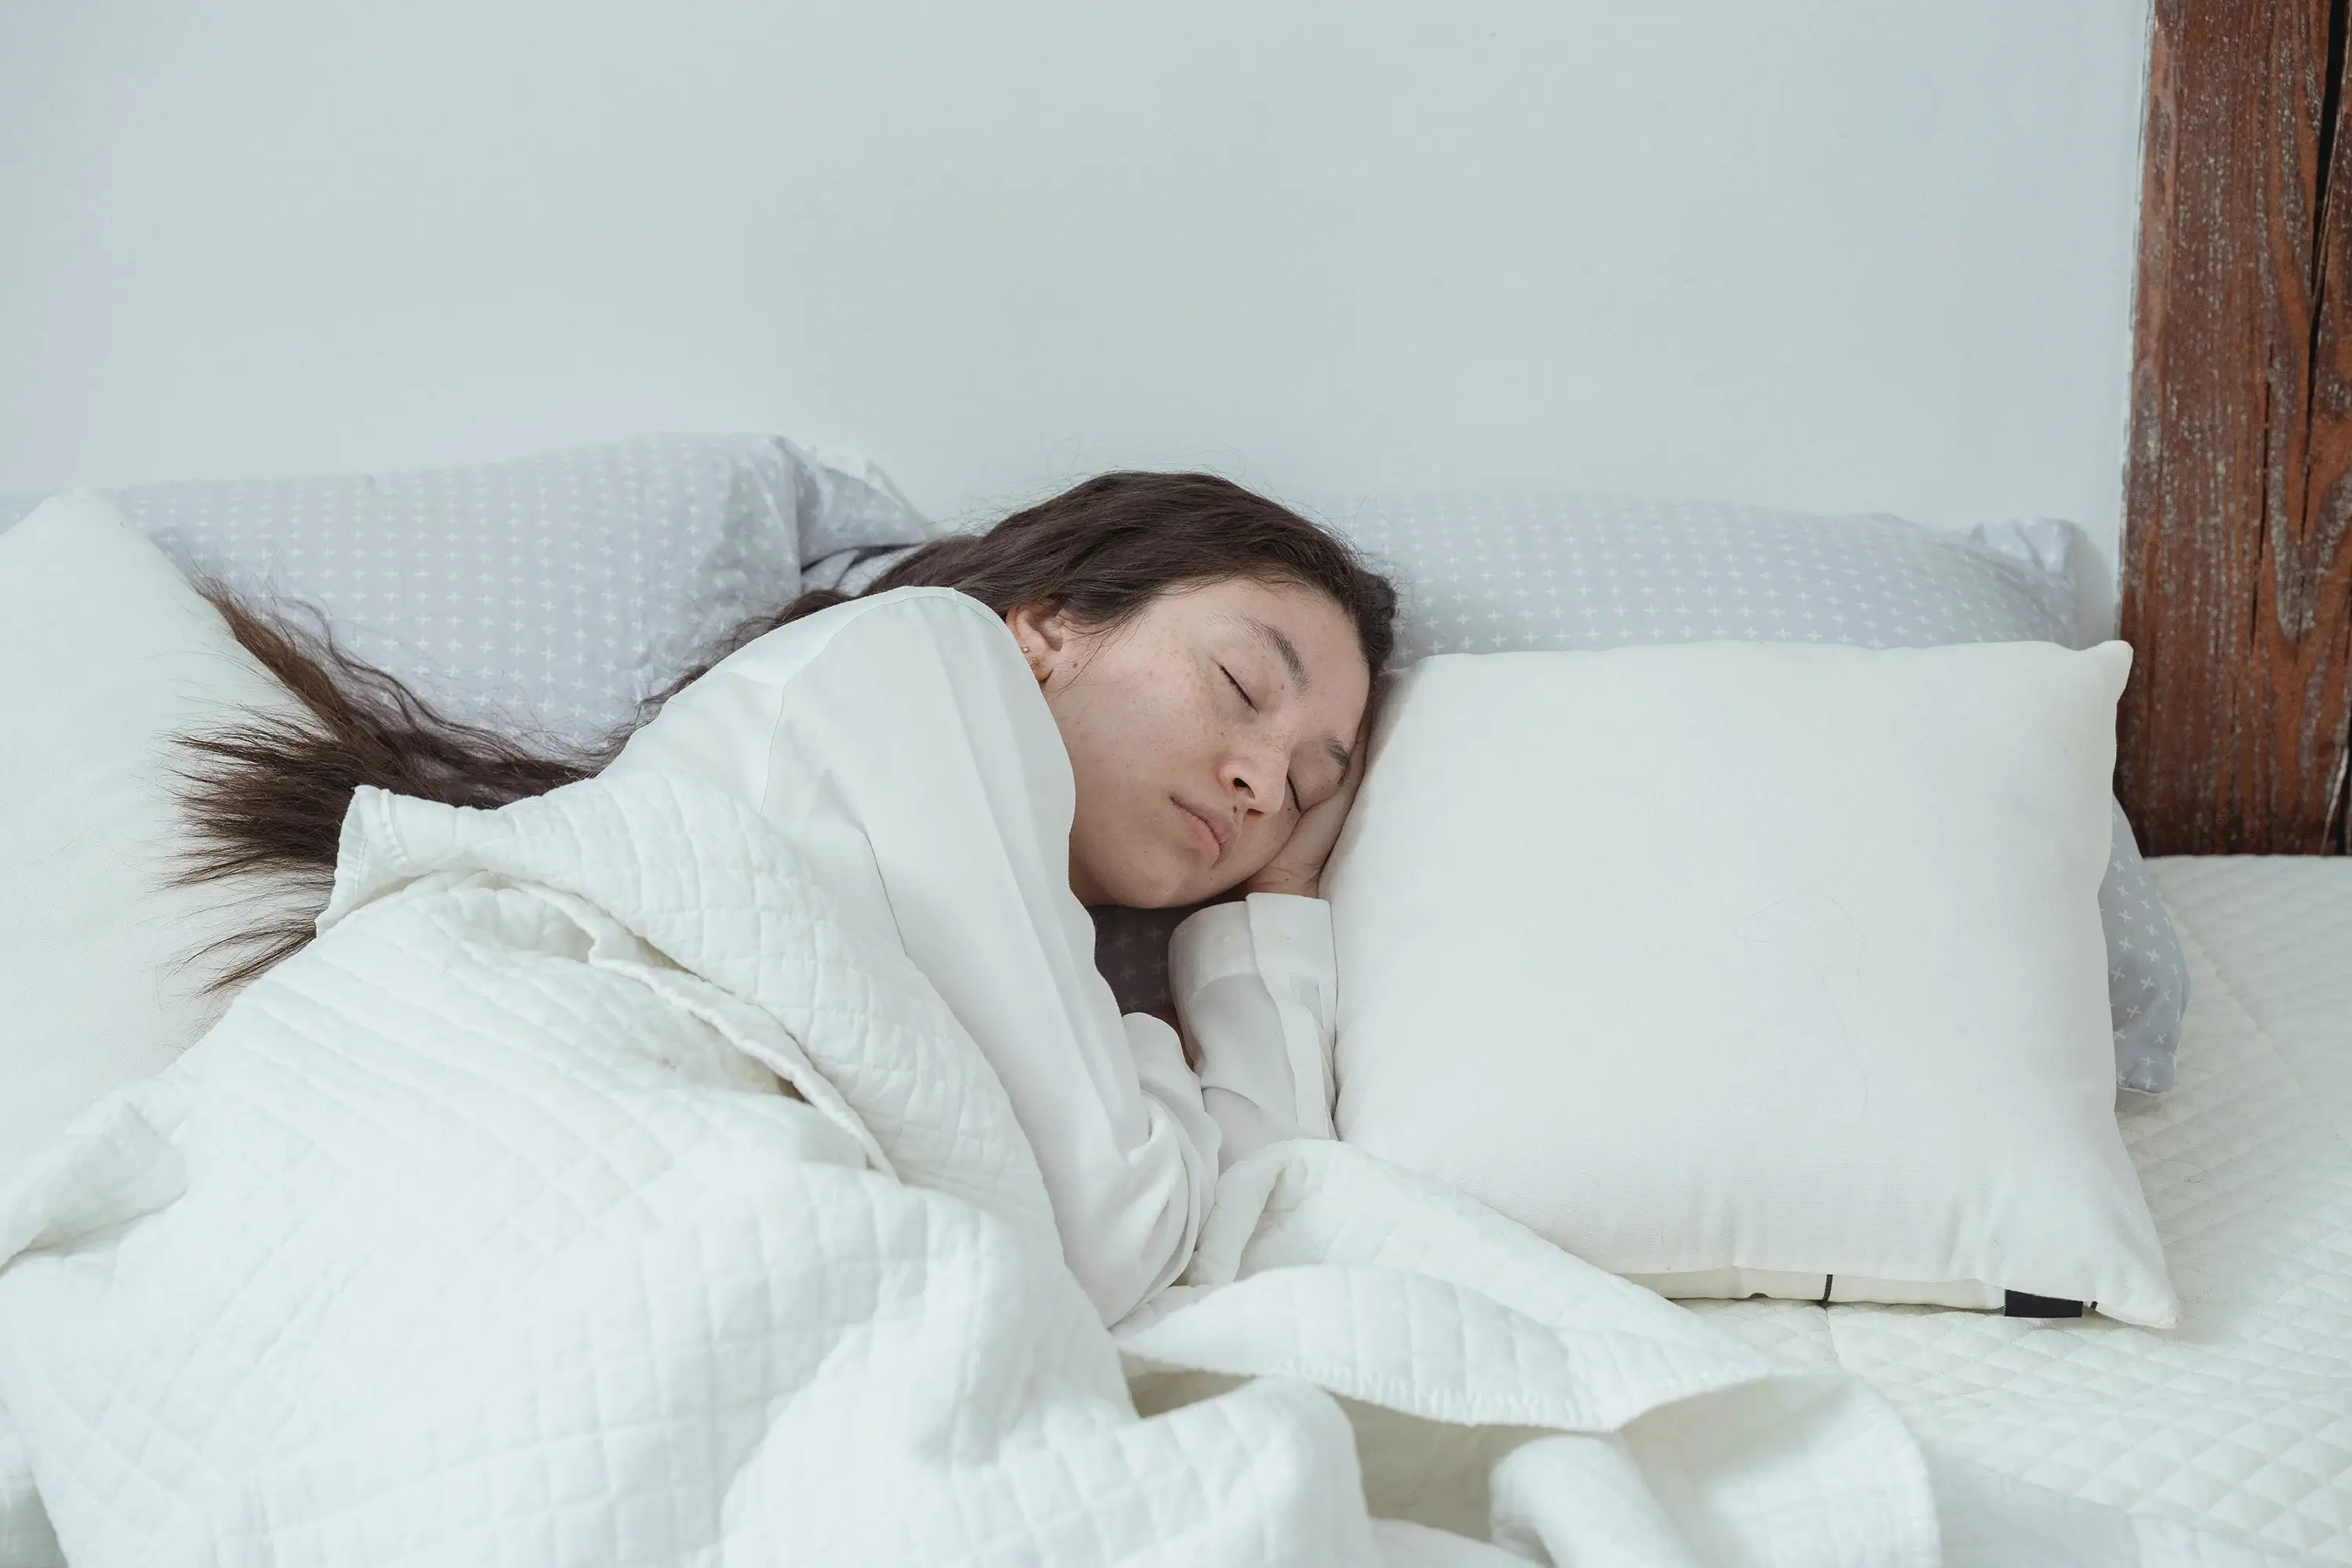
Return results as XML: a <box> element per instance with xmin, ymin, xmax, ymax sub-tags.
<box><xmin>0</xmin><ymin>769</ymin><xmax>1964</xmax><ymax>1567</ymax></box>
<box><xmin>1690</xmin><ymin>855</ymin><xmax>2352</xmax><ymax>1563</ymax></box>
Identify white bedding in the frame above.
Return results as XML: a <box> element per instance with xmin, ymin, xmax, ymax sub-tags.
<box><xmin>0</xmin><ymin>751</ymin><xmax>2333</xmax><ymax>1564</ymax></box>
<box><xmin>0</xmin><ymin>769</ymin><xmax>1960</xmax><ymax>1566</ymax></box>
<box><xmin>1690</xmin><ymin>856</ymin><xmax>2352</xmax><ymax>1563</ymax></box>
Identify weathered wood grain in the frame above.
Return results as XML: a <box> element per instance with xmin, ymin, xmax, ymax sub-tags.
<box><xmin>2119</xmin><ymin>0</ymin><xmax>2352</xmax><ymax>854</ymax></box>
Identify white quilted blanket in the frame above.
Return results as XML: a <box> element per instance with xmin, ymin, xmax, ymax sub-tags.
<box><xmin>0</xmin><ymin>775</ymin><xmax>2295</xmax><ymax>1565</ymax></box>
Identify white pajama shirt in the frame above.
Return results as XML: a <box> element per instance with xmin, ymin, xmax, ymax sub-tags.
<box><xmin>605</xmin><ymin>586</ymin><xmax>1335</xmax><ymax>1326</ymax></box>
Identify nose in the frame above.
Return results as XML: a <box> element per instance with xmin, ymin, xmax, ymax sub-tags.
<box><xmin>1220</xmin><ymin>738</ymin><xmax>1288</xmax><ymax>815</ymax></box>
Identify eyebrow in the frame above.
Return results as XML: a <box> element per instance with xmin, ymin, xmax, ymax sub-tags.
<box><xmin>1240</xmin><ymin>615</ymin><xmax>1353</xmax><ymax>779</ymax></box>
<box><xmin>1242</xmin><ymin>616</ymin><xmax>1309</xmax><ymax>690</ymax></box>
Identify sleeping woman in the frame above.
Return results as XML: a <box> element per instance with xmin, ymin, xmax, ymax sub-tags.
<box><xmin>178</xmin><ymin>471</ymin><xmax>1394</xmax><ymax>1324</ymax></box>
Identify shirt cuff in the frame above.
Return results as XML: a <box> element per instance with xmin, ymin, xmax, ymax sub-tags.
<box><xmin>1168</xmin><ymin>894</ymin><xmax>1337</xmax><ymax>1168</ymax></box>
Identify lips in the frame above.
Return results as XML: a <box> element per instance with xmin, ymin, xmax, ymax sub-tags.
<box><xmin>1175</xmin><ymin>799</ymin><xmax>1230</xmax><ymax>861</ymax></box>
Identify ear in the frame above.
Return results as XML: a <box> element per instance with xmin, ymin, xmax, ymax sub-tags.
<box><xmin>1003</xmin><ymin>602</ymin><xmax>1079</xmax><ymax>684</ymax></box>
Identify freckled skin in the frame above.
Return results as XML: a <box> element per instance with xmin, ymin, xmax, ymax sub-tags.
<box><xmin>1004</xmin><ymin>579</ymin><xmax>1371</xmax><ymax>910</ymax></box>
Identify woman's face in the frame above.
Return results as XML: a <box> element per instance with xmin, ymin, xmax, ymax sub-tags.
<box><xmin>1006</xmin><ymin>578</ymin><xmax>1372</xmax><ymax>909</ymax></box>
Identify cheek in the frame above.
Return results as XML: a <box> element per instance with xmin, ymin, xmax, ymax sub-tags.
<box><xmin>1060</xmin><ymin>655</ymin><xmax>1210</xmax><ymax>790</ymax></box>
<box><xmin>1047</xmin><ymin>646</ymin><xmax>1217</xmax><ymax>849</ymax></box>
<box><xmin>1054</xmin><ymin>678</ymin><xmax>1220</xmax><ymax>906</ymax></box>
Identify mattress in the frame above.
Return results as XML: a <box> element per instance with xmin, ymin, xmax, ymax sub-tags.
<box><xmin>1688</xmin><ymin>855</ymin><xmax>2352</xmax><ymax>1562</ymax></box>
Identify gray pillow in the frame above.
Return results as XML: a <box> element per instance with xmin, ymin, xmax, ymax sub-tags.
<box><xmin>0</xmin><ymin>434</ymin><xmax>928</xmax><ymax>750</ymax></box>
<box><xmin>1094</xmin><ymin>493</ymin><xmax>2185</xmax><ymax>1095</ymax></box>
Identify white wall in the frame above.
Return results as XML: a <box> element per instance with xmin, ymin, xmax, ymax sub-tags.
<box><xmin>0</xmin><ymin>1</ymin><xmax>2150</xmax><ymax>573</ymax></box>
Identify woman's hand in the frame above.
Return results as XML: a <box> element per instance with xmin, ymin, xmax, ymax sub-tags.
<box><xmin>1242</xmin><ymin>721</ymin><xmax>1368</xmax><ymax>902</ymax></box>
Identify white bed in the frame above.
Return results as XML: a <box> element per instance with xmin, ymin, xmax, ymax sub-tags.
<box><xmin>1690</xmin><ymin>856</ymin><xmax>2352</xmax><ymax>1563</ymax></box>
<box><xmin>4</xmin><ymin>466</ymin><xmax>2340</xmax><ymax>1564</ymax></box>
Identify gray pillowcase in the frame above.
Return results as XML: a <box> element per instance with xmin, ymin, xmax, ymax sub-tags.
<box><xmin>1094</xmin><ymin>494</ymin><xmax>2184</xmax><ymax>1095</ymax></box>
<box><xmin>0</xmin><ymin>434</ymin><xmax>927</xmax><ymax>751</ymax></box>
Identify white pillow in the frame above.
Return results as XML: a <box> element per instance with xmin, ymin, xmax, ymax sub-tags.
<box><xmin>1323</xmin><ymin>639</ymin><xmax>2177</xmax><ymax>1327</ymax></box>
<box><xmin>0</xmin><ymin>492</ymin><xmax>308</xmax><ymax>1181</ymax></box>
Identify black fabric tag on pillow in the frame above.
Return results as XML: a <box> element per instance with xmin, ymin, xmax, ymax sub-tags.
<box><xmin>2002</xmin><ymin>1290</ymin><xmax>2086</xmax><ymax>1318</ymax></box>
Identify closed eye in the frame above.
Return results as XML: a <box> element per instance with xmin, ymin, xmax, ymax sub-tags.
<box><xmin>1221</xmin><ymin>665</ymin><xmax>1258</xmax><ymax>711</ymax></box>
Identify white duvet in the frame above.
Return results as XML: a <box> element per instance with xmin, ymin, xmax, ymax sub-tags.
<box><xmin>0</xmin><ymin>703</ymin><xmax>2309</xmax><ymax>1563</ymax></box>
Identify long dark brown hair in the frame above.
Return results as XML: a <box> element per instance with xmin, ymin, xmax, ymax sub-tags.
<box><xmin>176</xmin><ymin>471</ymin><xmax>1397</xmax><ymax>989</ymax></box>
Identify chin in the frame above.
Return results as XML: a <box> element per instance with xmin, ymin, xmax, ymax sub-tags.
<box><xmin>1093</xmin><ymin>848</ymin><xmax>1197</xmax><ymax>911</ymax></box>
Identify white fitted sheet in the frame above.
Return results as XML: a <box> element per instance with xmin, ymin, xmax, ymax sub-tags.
<box><xmin>1688</xmin><ymin>855</ymin><xmax>2352</xmax><ymax>1562</ymax></box>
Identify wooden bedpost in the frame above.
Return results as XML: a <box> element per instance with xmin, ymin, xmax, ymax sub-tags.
<box><xmin>2118</xmin><ymin>0</ymin><xmax>2352</xmax><ymax>854</ymax></box>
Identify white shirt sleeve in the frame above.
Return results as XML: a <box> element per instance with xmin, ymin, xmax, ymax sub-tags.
<box><xmin>608</xmin><ymin>588</ymin><xmax>1218</xmax><ymax>1325</ymax></box>
<box><xmin>1168</xmin><ymin>893</ymin><xmax>1338</xmax><ymax>1170</ymax></box>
